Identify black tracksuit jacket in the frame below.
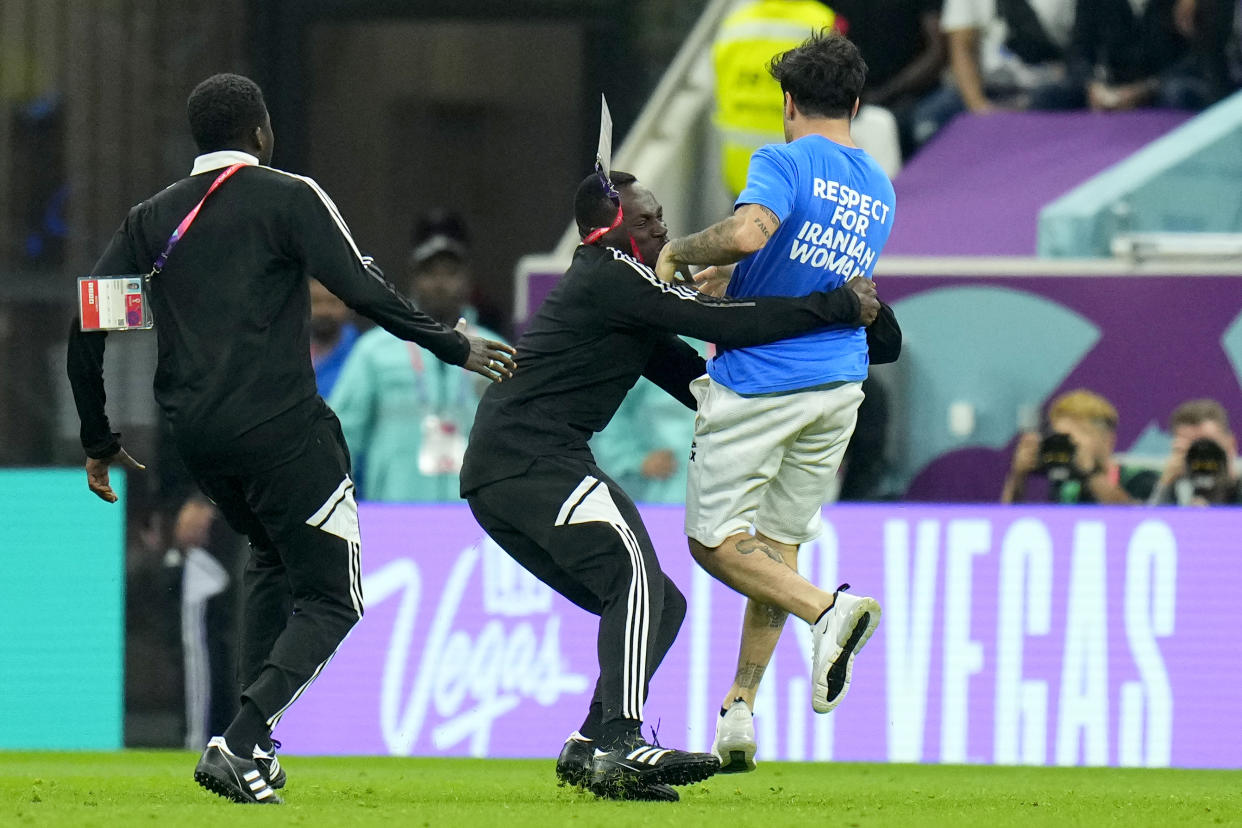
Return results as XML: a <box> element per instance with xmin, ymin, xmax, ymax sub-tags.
<box><xmin>66</xmin><ymin>156</ymin><xmax>467</xmax><ymax>474</ymax></box>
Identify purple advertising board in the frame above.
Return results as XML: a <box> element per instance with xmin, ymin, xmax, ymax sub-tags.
<box><xmin>884</xmin><ymin>110</ymin><xmax>1189</xmax><ymax>256</ymax></box>
<box><xmin>280</xmin><ymin>503</ymin><xmax>1240</xmax><ymax>768</ymax></box>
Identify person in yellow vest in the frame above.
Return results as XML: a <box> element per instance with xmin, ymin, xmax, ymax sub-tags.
<box><xmin>715</xmin><ymin>0</ymin><xmax>903</xmax><ymax>187</ymax></box>
<box><xmin>714</xmin><ymin>0</ymin><xmax>840</xmax><ymax>196</ymax></box>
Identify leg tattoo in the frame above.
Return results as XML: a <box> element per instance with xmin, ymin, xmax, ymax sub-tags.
<box><xmin>736</xmin><ymin>537</ymin><xmax>787</xmax><ymax>566</ymax></box>
<box><xmin>734</xmin><ymin>662</ymin><xmax>766</xmax><ymax>691</ymax></box>
<box><xmin>763</xmin><ymin>603</ymin><xmax>788</xmax><ymax>629</ymax></box>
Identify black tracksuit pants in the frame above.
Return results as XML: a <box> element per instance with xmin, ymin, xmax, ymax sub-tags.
<box><xmin>190</xmin><ymin>409</ymin><xmax>363</xmax><ymax>731</ymax></box>
<box><xmin>466</xmin><ymin>455</ymin><xmax>686</xmax><ymax>737</ymax></box>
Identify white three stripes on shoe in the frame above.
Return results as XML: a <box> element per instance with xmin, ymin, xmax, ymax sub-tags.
<box><xmin>239</xmin><ymin>762</ymin><xmax>274</xmax><ymax>799</ymax></box>
<box><xmin>555</xmin><ymin>475</ymin><xmax>651</xmax><ymax>721</ymax></box>
<box><xmin>627</xmin><ymin>746</ymin><xmax>671</xmax><ymax>764</ymax></box>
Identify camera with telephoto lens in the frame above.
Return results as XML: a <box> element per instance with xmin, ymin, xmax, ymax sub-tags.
<box><xmin>1185</xmin><ymin>437</ymin><xmax>1228</xmax><ymax>499</ymax></box>
<box><xmin>1037</xmin><ymin>432</ymin><xmax>1077</xmax><ymax>482</ymax></box>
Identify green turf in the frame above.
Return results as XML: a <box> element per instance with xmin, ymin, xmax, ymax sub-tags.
<box><xmin>1</xmin><ymin>752</ymin><xmax>1239</xmax><ymax>827</ymax></box>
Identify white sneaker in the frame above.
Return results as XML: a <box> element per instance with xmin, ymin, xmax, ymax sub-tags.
<box><xmin>712</xmin><ymin>699</ymin><xmax>757</xmax><ymax>773</ymax></box>
<box><xmin>810</xmin><ymin>584</ymin><xmax>881</xmax><ymax>714</ymax></box>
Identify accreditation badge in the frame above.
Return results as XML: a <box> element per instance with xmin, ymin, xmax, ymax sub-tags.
<box><xmin>419</xmin><ymin>415</ymin><xmax>467</xmax><ymax>475</ymax></box>
<box><xmin>78</xmin><ymin>275</ymin><xmax>153</xmax><ymax>331</ymax></box>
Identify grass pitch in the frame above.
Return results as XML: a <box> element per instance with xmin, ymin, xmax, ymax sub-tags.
<box><xmin>1</xmin><ymin>752</ymin><xmax>1239</xmax><ymax>827</ymax></box>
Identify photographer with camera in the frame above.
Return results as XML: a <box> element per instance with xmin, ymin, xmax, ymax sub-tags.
<box><xmin>1002</xmin><ymin>389</ymin><xmax>1156</xmax><ymax>505</ymax></box>
<box><xmin>1149</xmin><ymin>399</ymin><xmax>1242</xmax><ymax>506</ymax></box>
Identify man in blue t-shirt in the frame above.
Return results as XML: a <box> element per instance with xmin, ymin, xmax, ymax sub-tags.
<box><xmin>656</xmin><ymin>32</ymin><xmax>895</xmax><ymax>773</ymax></box>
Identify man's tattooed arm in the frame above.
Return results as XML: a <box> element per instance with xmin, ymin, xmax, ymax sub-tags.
<box><xmin>664</xmin><ymin>204</ymin><xmax>782</xmax><ymax>269</ymax></box>
<box><xmin>751</xmin><ymin>205</ymin><xmax>778</xmax><ymax>240</ymax></box>
<box><xmin>666</xmin><ymin>216</ymin><xmax>748</xmax><ymax>266</ymax></box>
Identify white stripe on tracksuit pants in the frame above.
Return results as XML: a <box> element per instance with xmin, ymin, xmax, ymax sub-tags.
<box><xmin>191</xmin><ymin>409</ymin><xmax>364</xmax><ymax>731</ymax></box>
<box><xmin>265</xmin><ymin>478</ymin><xmax>364</xmax><ymax>728</ymax></box>
<box><xmin>555</xmin><ymin>475</ymin><xmax>654</xmax><ymax>721</ymax></box>
<box><xmin>468</xmin><ymin>456</ymin><xmax>686</xmax><ymax>732</ymax></box>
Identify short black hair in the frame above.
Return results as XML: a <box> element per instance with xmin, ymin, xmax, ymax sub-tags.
<box><xmin>769</xmin><ymin>31</ymin><xmax>867</xmax><ymax>120</ymax></box>
<box><xmin>186</xmin><ymin>73</ymin><xmax>268</xmax><ymax>154</ymax></box>
<box><xmin>574</xmin><ymin>170</ymin><xmax>637</xmax><ymax>237</ymax></box>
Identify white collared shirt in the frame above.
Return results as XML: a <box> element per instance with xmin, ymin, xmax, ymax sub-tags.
<box><xmin>190</xmin><ymin>149</ymin><xmax>259</xmax><ymax>176</ymax></box>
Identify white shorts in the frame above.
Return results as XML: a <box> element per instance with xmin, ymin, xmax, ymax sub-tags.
<box><xmin>684</xmin><ymin>375</ymin><xmax>864</xmax><ymax>548</ymax></box>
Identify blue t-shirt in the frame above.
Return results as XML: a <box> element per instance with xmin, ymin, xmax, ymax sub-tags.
<box><xmin>313</xmin><ymin>322</ymin><xmax>359</xmax><ymax>399</ymax></box>
<box><xmin>709</xmin><ymin>135</ymin><xmax>896</xmax><ymax>394</ymax></box>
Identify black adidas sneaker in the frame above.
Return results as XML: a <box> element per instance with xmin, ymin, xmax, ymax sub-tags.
<box><xmin>557</xmin><ymin>731</ymin><xmax>680</xmax><ymax>801</ymax></box>
<box><xmin>253</xmin><ymin>738</ymin><xmax>286</xmax><ymax>789</ymax></box>
<box><xmin>194</xmin><ymin>736</ymin><xmax>283</xmax><ymax>804</ymax></box>
<box><xmin>588</xmin><ymin>731</ymin><xmax>719</xmax><ymax>799</ymax></box>
<box><xmin>556</xmin><ymin>731</ymin><xmax>595</xmax><ymax>788</ymax></box>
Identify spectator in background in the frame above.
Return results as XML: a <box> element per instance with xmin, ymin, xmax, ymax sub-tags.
<box><xmin>167</xmin><ymin>495</ymin><xmax>239</xmax><ymax>751</ymax></box>
<box><xmin>329</xmin><ymin>213</ymin><xmax>504</xmax><ymax>502</ymax></box>
<box><xmin>1161</xmin><ymin>0</ymin><xmax>1241</xmax><ymax>105</ymax></box>
<box><xmin>1149</xmin><ymin>398</ymin><xmax>1241</xmax><ymax>505</ymax></box>
<box><xmin>591</xmin><ymin>340</ymin><xmax>711</xmax><ymax>504</ymax></box>
<box><xmin>1068</xmin><ymin>0</ymin><xmax>1203</xmax><ymax>111</ymax></box>
<box><xmin>913</xmin><ymin>0</ymin><xmax>1078</xmax><ymax>146</ymax></box>
<box><xmin>156</xmin><ymin>427</ymin><xmax>245</xmax><ymax>751</ymax></box>
<box><xmin>1228</xmin><ymin>0</ymin><xmax>1242</xmax><ymax>89</ymax></box>
<box><xmin>309</xmin><ymin>279</ymin><xmax>358</xmax><ymax>398</ymax></box>
<box><xmin>714</xmin><ymin>0</ymin><xmax>903</xmax><ymax>185</ymax></box>
<box><xmin>831</xmin><ymin>0</ymin><xmax>948</xmax><ymax>156</ymax></box>
<box><xmin>1002</xmin><ymin>389</ymin><xmax>1157</xmax><ymax>504</ymax></box>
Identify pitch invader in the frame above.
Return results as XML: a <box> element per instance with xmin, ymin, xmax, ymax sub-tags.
<box><xmin>657</xmin><ymin>31</ymin><xmax>900</xmax><ymax>773</ymax></box>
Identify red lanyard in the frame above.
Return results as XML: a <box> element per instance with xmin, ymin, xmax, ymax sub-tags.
<box><xmin>583</xmin><ymin>203</ymin><xmax>624</xmax><ymax>244</ymax></box>
<box><xmin>583</xmin><ymin>204</ymin><xmax>645</xmax><ymax>263</ymax></box>
<box><xmin>150</xmin><ymin>163</ymin><xmax>243</xmax><ymax>277</ymax></box>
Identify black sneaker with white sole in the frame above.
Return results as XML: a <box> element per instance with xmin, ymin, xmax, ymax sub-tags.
<box><xmin>588</xmin><ymin>732</ymin><xmax>719</xmax><ymax>799</ymax></box>
<box><xmin>558</xmin><ymin>731</ymin><xmax>680</xmax><ymax>801</ymax></box>
<box><xmin>253</xmin><ymin>739</ymin><xmax>286</xmax><ymax>789</ymax></box>
<box><xmin>556</xmin><ymin>731</ymin><xmax>595</xmax><ymax>788</ymax></box>
<box><xmin>194</xmin><ymin>736</ymin><xmax>283</xmax><ymax>804</ymax></box>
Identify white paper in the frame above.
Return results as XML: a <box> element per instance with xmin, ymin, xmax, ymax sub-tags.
<box><xmin>98</xmin><ymin>278</ymin><xmax>127</xmax><ymax>329</ymax></box>
<box><xmin>596</xmin><ymin>94</ymin><xmax>613</xmax><ymax>178</ymax></box>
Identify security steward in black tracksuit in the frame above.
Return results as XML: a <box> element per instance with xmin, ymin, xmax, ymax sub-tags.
<box><xmin>460</xmin><ymin>169</ymin><xmax>882</xmax><ymax>801</ymax></box>
<box><xmin>66</xmin><ymin>73</ymin><xmax>514</xmax><ymax>804</ymax></box>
